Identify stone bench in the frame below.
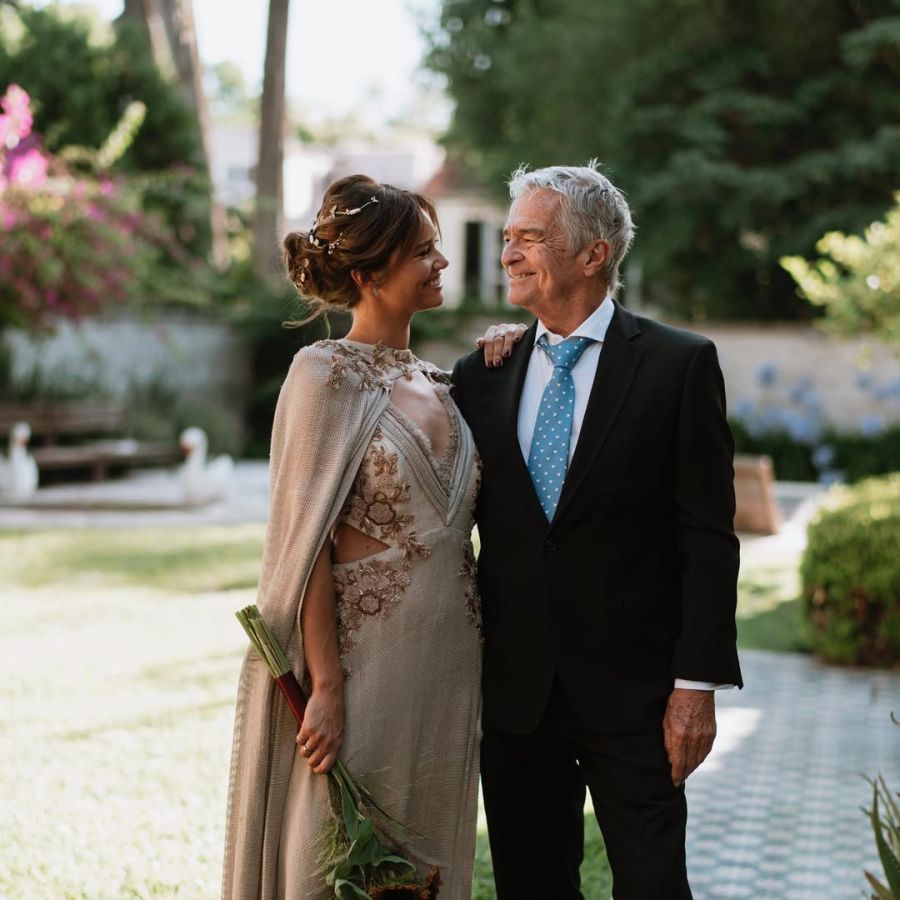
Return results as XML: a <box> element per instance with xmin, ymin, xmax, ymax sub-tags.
<box><xmin>0</xmin><ymin>402</ymin><xmax>179</xmax><ymax>482</ymax></box>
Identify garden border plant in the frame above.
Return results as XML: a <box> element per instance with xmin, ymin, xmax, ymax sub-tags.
<box><xmin>801</xmin><ymin>473</ymin><xmax>900</xmax><ymax>667</ymax></box>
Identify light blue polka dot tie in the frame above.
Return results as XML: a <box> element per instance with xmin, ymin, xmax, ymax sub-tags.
<box><xmin>527</xmin><ymin>334</ymin><xmax>595</xmax><ymax>521</ymax></box>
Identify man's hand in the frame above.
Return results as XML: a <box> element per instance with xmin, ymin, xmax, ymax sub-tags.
<box><xmin>663</xmin><ymin>687</ymin><xmax>716</xmax><ymax>786</ymax></box>
<box><xmin>476</xmin><ymin>323</ymin><xmax>529</xmax><ymax>367</ymax></box>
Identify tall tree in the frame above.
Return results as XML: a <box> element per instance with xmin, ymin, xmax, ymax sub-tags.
<box><xmin>122</xmin><ymin>0</ymin><xmax>174</xmax><ymax>76</ymax></box>
<box><xmin>157</xmin><ymin>0</ymin><xmax>228</xmax><ymax>267</ymax></box>
<box><xmin>428</xmin><ymin>0</ymin><xmax>900</xmax><ymax>321</ymax></box>
<box><xmin>120</xmin><ymin>0</ymin><xmax>227</xmax><ymax>267</ymax></box>
<box><xmin>253</xmin><ymin>0</ymin><xmax>290</xmax><ymax>278</ymax></box>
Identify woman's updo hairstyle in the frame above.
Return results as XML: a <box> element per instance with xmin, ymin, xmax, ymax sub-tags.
<box><xmin>284</xmin><ymin>174</ymin><xmax>438</xmax><ymax>323</ymax></box>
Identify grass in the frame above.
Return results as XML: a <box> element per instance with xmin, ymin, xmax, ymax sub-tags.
<box><xmin>736</xmin><ymin>544</ymin><xmax>810</xmax><ymax>653</ymax></box>
<box><xmin>0</xmin><ymin>524</ymin><xmax>806</xmax><ymax>899</ymax></box>
<box><xmin>0</xmin><ymin>527</ymin><xmax>612</xmax><ymax>899</ymax></box>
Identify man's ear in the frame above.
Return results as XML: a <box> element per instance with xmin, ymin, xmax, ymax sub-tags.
<box><xmin>583</xmin><ymin>239</ymin><xmax>611</xmax><ymax>278</ymax></box>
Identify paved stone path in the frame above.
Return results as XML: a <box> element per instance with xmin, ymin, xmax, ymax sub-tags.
<box><xmin>686</xmin><ymin>649</ymin><xmax>899</xmax><ymax>899</ymax></box>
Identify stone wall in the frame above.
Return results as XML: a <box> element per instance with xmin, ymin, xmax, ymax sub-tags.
<box><xmin>2</xmin><ymin>314</ymin><xmax>247</xmax><ymax>403</ymax></box>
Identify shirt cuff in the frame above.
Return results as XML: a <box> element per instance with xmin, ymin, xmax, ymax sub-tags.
<box><xmin>674</xmin><ymin>679</ymin><xmax>735</xmax><ymax>691</ymax></box>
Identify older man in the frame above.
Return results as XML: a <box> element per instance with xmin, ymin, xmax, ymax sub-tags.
<box><xmin>452</xmin><ymin>164</ymin><xmax>742</xmax><ymax>899</ymax></box>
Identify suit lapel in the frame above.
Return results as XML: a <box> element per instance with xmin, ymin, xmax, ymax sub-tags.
<box><xmin>494</xmin><ymin>321</ymin><xmax>548</xmax><ymax>526</ymax></box>
<box><xmin>551</xmin><ymin>302</ymin><xmax>642</xmax><ymax>527</ymax></box>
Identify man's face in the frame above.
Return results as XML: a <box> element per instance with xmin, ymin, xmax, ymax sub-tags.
<box><xmin>501</xmin><ymin>189</ymin><xmax>583</xmax><ymax>315</ymax></box>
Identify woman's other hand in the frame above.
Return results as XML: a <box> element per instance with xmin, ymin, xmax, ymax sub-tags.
<box><xmin>476</xmin><ymin>322</ymin><xmax>529</xmax><ymax>368</ymax></box>
<box><xmin>296</xmin><ymin>683</ymin><xmax>344</xmax><ymax>774</ymax></box>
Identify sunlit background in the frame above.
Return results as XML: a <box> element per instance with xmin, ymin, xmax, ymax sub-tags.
<box><xmin>0</xmin><ymin>1</ymin><xmax>898</xmax><ymax>898</ymax></box>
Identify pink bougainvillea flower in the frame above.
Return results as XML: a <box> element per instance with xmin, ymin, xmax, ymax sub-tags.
<box><xmin>1</xmin><ymin>84</ymin><xmax>33</xmax><ymax>142</ymax></box>
<box><xmin>8</xmin><ymin>147</ymin><xmax>49</xmax><ymax>188</ymax></box>
<box><xmin>0</xmin><ymin>114</ymin><xmax>16</xmax><ymax>150</ymax></box>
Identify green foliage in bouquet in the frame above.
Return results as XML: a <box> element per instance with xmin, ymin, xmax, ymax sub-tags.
<box><xmin>782</xmin><ymin>192</ymin><xmax>900</xmax><ymax>350</ymax></box>
<box><xmin>236</xmin><ymin>606</ymin><xmax>441</xmax><ymax>899</ymax></box>
<box><xmin>801</xmin><ymin>474</ymin><xmax>900</xmax><ymax>665</ymax></box>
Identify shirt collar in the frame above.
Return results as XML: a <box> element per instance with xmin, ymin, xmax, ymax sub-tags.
<box><xmin>535</xmin><ymin>296</ymin><xmax>614</xmax><ymax>346</ymax></box>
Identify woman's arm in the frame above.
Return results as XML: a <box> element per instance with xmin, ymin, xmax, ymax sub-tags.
<box><xmin>296</xmin><ymin>538</ymin><xmax>344</xmax><ymax>775</ymax></box>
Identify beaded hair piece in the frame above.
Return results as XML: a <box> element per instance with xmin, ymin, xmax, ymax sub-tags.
<box><xmin>307</xmin><ymin>196</ymin><xmax>379</xmax><ymax>256</ymax></box>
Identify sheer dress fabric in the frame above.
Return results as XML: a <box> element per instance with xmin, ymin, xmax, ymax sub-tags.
<box><xmin>223</xmin><ymin>340</ymin><xmax>483</xmax><ymax>900</ymax></box>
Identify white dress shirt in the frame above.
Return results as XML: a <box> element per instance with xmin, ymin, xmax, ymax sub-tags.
<box><xmin>516</xmin><ymin>297</ymin><xmax>731</xmax><ymax>692</ymax></box>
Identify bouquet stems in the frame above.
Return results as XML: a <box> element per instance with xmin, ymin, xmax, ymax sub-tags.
<box><xmin>236</xmin><ymin>605</ymin><xmax>441</xmax><ymax>899</ymax></box>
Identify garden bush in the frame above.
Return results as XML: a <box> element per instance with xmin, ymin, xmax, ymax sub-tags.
<box><xmin>731</xmin><ymin>419</ymin><xmax>900</xmax><ymax>484</ymax></box>
<box><xmin>801</xmin><ymin>474</ymin><xmax>900</xmax><ymax>666</ymax></box>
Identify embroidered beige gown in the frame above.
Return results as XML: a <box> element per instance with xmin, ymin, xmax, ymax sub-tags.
<box><xmin>224</xmin><ymin>339</ymin><xmax>482</xmax><ymax>900</ymax></box>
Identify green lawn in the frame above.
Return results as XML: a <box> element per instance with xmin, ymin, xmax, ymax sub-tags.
<box><xmin>0</xmin><ymin>525</ymin><xmax>802</xmax><ymax>899</ymax></box>
<box><xmin>736</xmin><ymin>544</ymin><xmax>810</xmax><ymax>653</ymax></box>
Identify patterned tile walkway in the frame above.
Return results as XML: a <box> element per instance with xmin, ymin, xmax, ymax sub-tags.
<box><xmin>685</xmin><ymin>650</ymin><xmax>899</xmax><ymax>899</ymax></box>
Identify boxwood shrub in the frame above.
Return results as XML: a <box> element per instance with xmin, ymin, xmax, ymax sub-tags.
<box><xmin>801</xmin><ymin>474</ymin><xmax>900</xmax><ymax>666</ymax></box>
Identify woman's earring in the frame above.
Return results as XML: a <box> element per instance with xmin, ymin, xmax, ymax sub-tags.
<box><xmin>372</xmin><ymin>285</ymin><xmax>380</xmax><ymax>298</ymax></box>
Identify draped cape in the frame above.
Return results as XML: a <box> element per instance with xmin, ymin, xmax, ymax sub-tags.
<box><xmin>222</xmin><ymin>344</ymin><xmax>390</xmax><ymax>899</ymax></box>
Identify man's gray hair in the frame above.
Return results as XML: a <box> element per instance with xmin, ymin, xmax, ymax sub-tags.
<box><xmin>508</xmin><ymin>161</ymin><xmax>635</xmax><ymax>293</ymax></box>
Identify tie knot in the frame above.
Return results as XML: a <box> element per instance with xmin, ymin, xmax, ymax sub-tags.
<box><xmin>538</xmin><ymin>334</ymin><xmax>594</xmax><ymax>370</ymax></box>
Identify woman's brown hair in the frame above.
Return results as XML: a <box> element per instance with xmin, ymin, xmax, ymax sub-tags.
<box><xmin>283</xmin><ymin>175</ymin><xmax>439</xmax><ymax>325</ymax></box>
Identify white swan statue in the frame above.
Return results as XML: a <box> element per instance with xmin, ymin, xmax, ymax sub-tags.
<box><xmin>1</xmin><ymin>421</ymin><xmax>39</xmax><ymax>499</ymax></box>
<box><xmin>179</xmin><ymin>426</ymin><xmax>234</xmax><ymax>505</ymax></box>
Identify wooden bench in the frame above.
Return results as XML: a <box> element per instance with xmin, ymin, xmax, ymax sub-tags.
<box><xmin>0</xmin><ymin>402</ymin><xmax>179</xmax><ymax>482</ymax></box>
<box><xmin>733</xmin><ymin>454</ymin><xmax>781</xmax><ymax>534</ymax></box>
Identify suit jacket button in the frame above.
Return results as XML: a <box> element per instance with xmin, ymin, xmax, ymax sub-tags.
<box><xmin>544</xmin><ymin>540</ymin><xmax>558</xmax><ymax>552</ymax></box>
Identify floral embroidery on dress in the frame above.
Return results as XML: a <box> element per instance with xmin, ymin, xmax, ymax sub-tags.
<box><xmin>342</xmin><ymin>428</ymin><xmax>432</xmax><ymax>563</ymax></box>
<box><xmin>333</xmin><ymin>558</ymin><xmax>412</xmax><ymax>658</ymax></box>
<box><xmin>458</xmin><ymin>541</ymin><xmax>482</xmax><ymax>640</ymax></box>
<box><xmin>319</xmin><ymin>340</ymin><xmax>419</xmax><ymax>391</ymax></box>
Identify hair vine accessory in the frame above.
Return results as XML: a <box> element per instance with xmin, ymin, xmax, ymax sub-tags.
<box><xmin>307</xmin><ymin>196</ymin><xmax>379</xmax><ymax>254</ymax></box>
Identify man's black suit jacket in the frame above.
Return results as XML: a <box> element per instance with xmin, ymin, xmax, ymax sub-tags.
<box><xmin>451</xmin><ymin>302</ymin><xmax>743</xmax><ymax>736</ymax></box>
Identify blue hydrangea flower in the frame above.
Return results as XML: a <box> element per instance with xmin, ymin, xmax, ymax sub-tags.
<box><xmin>860</xmin><ymin>414</ymin><xmax>886</xmax><ymax>436</ymax></box>
<box><xmin>755</xmin><ymin>362</ymin><xmax>778</xmax><ymax>387</ymax></box>
<box><xmin>811</xmin><ymin>444</ymin><xmax>836</xmax><ymax>470</ymax></box>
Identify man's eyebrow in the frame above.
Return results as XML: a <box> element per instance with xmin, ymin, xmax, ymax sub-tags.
<box><xmin>503</xmin><ymin>225</ymin><xmax>546</xmax><ymax>237</ymax></box>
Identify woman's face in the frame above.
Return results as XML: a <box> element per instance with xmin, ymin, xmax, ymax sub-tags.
<box><xmin>376</xmin><ymin>215</ymin><xmax>448</xmax><ymax>314</ymax></box>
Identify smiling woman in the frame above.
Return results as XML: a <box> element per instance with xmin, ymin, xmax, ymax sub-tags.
<box><xmin>224</xmin><ymin>174</ymin><xmax>484</xmax><ymax>899</ymax></box>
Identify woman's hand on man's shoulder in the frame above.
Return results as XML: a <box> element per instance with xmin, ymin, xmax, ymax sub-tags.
<box><xmin>476</xmin><ymin>322</ymin><xmax>529</xmax><ymax>368</ymax></box>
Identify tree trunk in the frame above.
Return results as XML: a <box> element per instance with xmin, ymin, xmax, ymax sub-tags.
<box><xmin>252</xmin><ymin>0</ymin><xmax>290</xmax><ymax>279</ymax></box>
<box><xmin>121</xmin><ymin>0</ymin><xmax>175</xmax><ymax>78</ymax></box>
<box><xmin>157</xmin><ymin>0</ymin><xmax>229</xmax><ymax>268</ymax></box>
<box><xmin>120</xmin><ymin>0</ymin><xmax>228</xmax><ymax>269</ymax></box>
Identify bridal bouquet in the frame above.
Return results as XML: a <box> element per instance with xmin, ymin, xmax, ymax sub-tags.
<box><xmin>236</xmin><ymin>605</ymin><xmax>441</xmax><ymax>899</ymax></box>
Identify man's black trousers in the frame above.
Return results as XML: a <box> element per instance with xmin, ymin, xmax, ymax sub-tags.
<box><xmin>480</xmin><ymin>679</ymin><xmax>693</xmax><ymax>900</ymax></box>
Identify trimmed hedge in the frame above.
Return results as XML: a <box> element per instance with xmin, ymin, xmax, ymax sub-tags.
<box><xmin>801</xmin><ymin>474</ymin><xmax>900</xmax><ymax>666</ymax></box>
<box><xmin>731</xmin><ymin>420</ymin><xmax>900</xmax><ymax>483</ymax></box>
